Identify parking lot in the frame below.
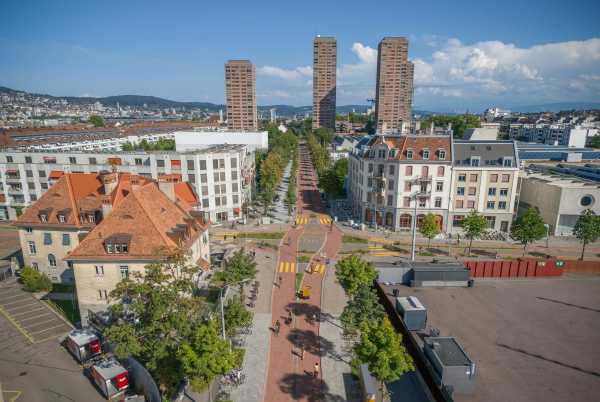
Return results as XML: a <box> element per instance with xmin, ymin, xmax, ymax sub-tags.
<box><xmin>390</xmin><ymin>274</ymin><xmax>600</xmax><ymax>402</ymax></box>
<box><xmin>0</xmin><ymin>283</ymin><xmax>72</xmax><ymax>343</ymax></box>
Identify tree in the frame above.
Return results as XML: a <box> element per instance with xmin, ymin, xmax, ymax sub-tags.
<box><xmin>573</xmin><ymin>209</ymin><xmax>600</xmax><ymax>260</ymax></box>
<box><xmin>589</xmin><ymin>136</ymin><xmax>600</xmax><ymax>149</ymax></box>
<box><xmin>340</xmin><ymin>286</ymin><xmax>385</xmax><ymax>335</ymax></box>
<box><xmin>353</xmin><ymin>318</ymin><xmax>414</xmax><ymax>390</ymax></box>
<box><xmin>217</xmin><ymin>250</ymin><xmax>257</xmax><ymax>295</ymax></box>
<box><xmin>511</xmin><ymin>207</ymin><xmax>547</xmax><ymax>256</ymax></box>
<box><xmin>88</xmin><ymin>115</ymin><xmax>105</xmax><ymax>127</ymax></box>
<box><xmin>313</xmin><ymin>127</ymin><xmax>334</xmax><ymax>145</ymax></box>
<box><xmin>20</xmin><ymin>266</ymin><xmax>52</xmax><ymax>292</ymax></box>
<box><xmin>335</xmin><ymin>255</ymin><xmax>378</xmax><ymax>296</ymax></box>
<box><xmin>223</xmin><ymin>298</ymin><xmax>253</xmax><ymax>337</ymax></box>
<box><xmin>104</xmin><ymin>252</ymin><xmax>230</xmax><ymax>396</ymax></box>
<box><xmin>419</xmin><ymin>213</ymin><xmax>440</xmax><ymax>248</ymax></box>
<box><xmin>319</xmin><ymin>158</ymin><xmax>348</xmax><ymax>197</ymax></box>
<box><xmin>462</xmin><ymin>210</ymin><xmax>487</xmax><ymax>256</ymax></box>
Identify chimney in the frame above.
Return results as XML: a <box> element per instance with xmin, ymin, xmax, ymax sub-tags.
<box><xmin>430</xmin><ymin>121</ymin><xmax>435</xmax><ymax>135</ymax></box>
<box><xmin>101</xmin><ymin>195</ymin><xmax>113</xmax><ymax>218</ymax></box>
<box><xmin>158</xmin><ymin>175</ymin><xmax>178</xmax><ymax>203</ymax></box>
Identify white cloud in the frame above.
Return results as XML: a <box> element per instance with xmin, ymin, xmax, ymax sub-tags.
<box><xmin>258</xmin><ymin>65</ymin><xmax>312</xmax><ymax>81</ymax></box>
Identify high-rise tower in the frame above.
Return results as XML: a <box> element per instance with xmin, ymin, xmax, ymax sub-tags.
<box><xmin>225</xmin><ymin>60</ymin><xmax>257</xmax><ymax>131</ymax></box>
<box><xmin>312</xmin><ymin>36</ymin><xmax>337</xmax><ymax>130</ymax></box>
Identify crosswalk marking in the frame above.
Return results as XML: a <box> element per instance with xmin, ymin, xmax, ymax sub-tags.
<box><xmin>309</xmin><ymin>263</ymin><xmax>326</xmax><ymax>275</ymax></box>
<box><xmin>279</xmin><ymin>262</ymin><xmax>296</xmax><ymax>273</ymax></box>
<box><xmin>295</xmin><ymin>216</ymin><xmax>309</xmax><ymax>225</ymax></box>
<box><xmin>319</xmin><ymin>217</ymin><xmax>332</xmax><ymax>225</ymax></box>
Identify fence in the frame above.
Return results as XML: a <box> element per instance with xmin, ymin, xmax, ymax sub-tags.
<box><xmin>464</xmin><ymin>259</ymin><xmax>562</xmax><ymax>278</ymax></box>
<box><xmin>561</xmin><ymin>259</ymin><xmax>600</xmax><ymax>274</ymax></box>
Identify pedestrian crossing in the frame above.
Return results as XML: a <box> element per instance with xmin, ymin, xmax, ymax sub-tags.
<box><xmin>368</xmin><ymin>244</ymin><xmax>402</xmax><ymax>257</ymax></box>
<box><xmin>295</xmin><ymin>215</ymin><xmax>309</xmax><ymax>225</ymax></box>
<box><xmin>310</xmin><ymin>263</ymin><xmax>327</xmax><ymax>275</ymax></box>
<box><xmin>278</xmin><ymin>261</ymin><xmax>297</xmax><ymax>273</ymax></box>
<box><xmin>319</xmin><ymin>217</ymin><xmax>332</xmax><ymax>225</ymax></box>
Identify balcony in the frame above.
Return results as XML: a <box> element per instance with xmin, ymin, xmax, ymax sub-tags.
<box><xmin>5</xmin><ymin>175</ymin><xmax>21</xmax><ymax>182</ymax></box>
<box><xmin>413</xmin><ymin>175</ymin><xmax>432</xmax><ymax>184</ymax></box>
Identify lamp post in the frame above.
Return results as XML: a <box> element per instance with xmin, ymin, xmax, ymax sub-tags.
<box><xmin>411</xmin><ymin>192</ymin><xmax>418</xmax><ymax>261</ymax></box>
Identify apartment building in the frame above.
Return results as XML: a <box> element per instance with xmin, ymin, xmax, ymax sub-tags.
<box><xmin>374</xmin><ymin>37</ymin><xmax>414</xmax><ymax>133</ymax></box>
<box><xmin>0</xmin><ymin>145</ymin><xmax>254</xmax><ymax>222</ymax></box>
<box><xmin>22</xmin><ymin>132</ymin><xmax>174</xmax><ymax>152</ymax></box>
<box><xmin>507</xmin><ymin>123</ymin><xmax>598</xmax><ymax>148</ymax></box>
<box><xmin>449</xmin><ymin>141</ymin><xmax>520</xmax><ymax>233</ymax></box>
<box><xmin>65</xmin><ymin>179</ymin><xmax>210</xmax><ymax>325</ymax></box>
<box><xmin>225</xmin><ymin>60</ymin><xmax>257</xmax><ymax>131</ymax></box>
<box><xmin>312</xmin><ymin>36</ymin><xmax>337</xmax><ymax>130</ymax></box>
<box><xmin>347</xmin><ymin>135</ymin><xmax>453</xmax><ymax>232</ymax></box>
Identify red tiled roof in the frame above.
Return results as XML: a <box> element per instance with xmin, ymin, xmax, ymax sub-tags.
<box><xmin>196</xmin><ymin>257</ymin><xmax>210</xmax><ymax>271</ymax></box>
<box><xmin>175</xmin><ymin>182</ymin><xmax>198</xmax><ymax>207</ymax></box>
<box><xmin>49</xmin><ymin>170</ymin><xmax>64</xmax><ymax>179</ymax></box>
<box><xmin>367</xmin><ymin>135</ymin><xmax>452</xmax><ymax>161</ymax></box>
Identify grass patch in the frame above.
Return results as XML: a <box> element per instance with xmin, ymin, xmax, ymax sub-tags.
<box><xmin>48</xmin><ymin>299</ymin><xmax>80</xmax><ymax>324</ymax></box>
<box><xmin>257</xmin><ymin>241</ymin><xmax>278</xmax><ymax>250</ymax></box>
<box><xmin>239</xmin><ymin>232</ymin><xmax>285</xmax><ymax>240</ymax></box>
<box><xmin>295</xmin><ymin>272</ymin><xmax>304</xmax><ymax>292</ymax></box>
<box><xmin>342</xmin><ymin>235</ymin><xmax>368</xmax><ymax>244</ymax></box>
<box><xmin>297</xmin><ymin>255</ymin><xmax>310</xmax><ymax>263</ymax></box>
<box><xmin>418</xmin><ymin>251</ymin><xmax>435</xmax><ymax>257</ymax></box>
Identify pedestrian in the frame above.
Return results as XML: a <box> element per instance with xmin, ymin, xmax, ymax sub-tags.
<box><xmin>274</xmin><ymin>320</ymin><xmax>281</xmax><ymax>336</ymax></box>
<box><xmin>300</xmin><ymin>346</ymin><xmax>305</xmax><ymax>361</ymax></box>
<box><xmin>278</xmin><ymin>275</ymin><xmax>283</xmax><ymax>287</ymax></box>
<box><xmin>312</xmin><ymin>312</ymin><xmax>318</xmax><ymax>324</ymax></box>
<box><xmin>313</xmin><ymin>362</ymin><xmax>320</xmax><ymax>378</ymax></box>
<box><xmin>287</xmin><ymin>310</ymin><xmax>293</xmax><ymax>325</ymax></box>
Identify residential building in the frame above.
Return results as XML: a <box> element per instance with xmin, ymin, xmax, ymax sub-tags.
<box><xmin>174</xmin><ymin>130</ymin><xmax>268</xmax><ymax>152</ymax></box>
<box><xmin>0</xmin><ymin>145</ymin><xmax>253</xmax><ymax>222</ymax></box>
<box><xmin>374</xmin><ymin>37</ymin><xmax>414</xmax><ymax>133</ymax></box>
<box><xmin>225</xmin><ymin>60</ymin><xmax>257</xmax><ymax>131</ymax></box>
<box><xmin>518</xmin><ymin>165</ymin><xmax>600</xmax><ymax>235</ymax></box>
<box><xmin>347</xmin><ymin>134</ymin><xmax>453</xmax><ymax>232</ymax></box>
<box><xmin>449</xmin><ymin>141</ymin><xmax>520</xmax><ymax>233</ymax></box>
<box><xmin>65</xmin><ymin>180</ymin><xmax>210</xmax><ymax>325</ymax></box>
<box><xmin>517</xmin><ymin>142</ymin><xmax>600</xmax><ymax>162</ymax></box>
<box><xmin>463</xmin><ymin>127</ymin><xmax>499</xmax><ymax>141</ymax></box>
<box><xmin>508</xmin><ymin>123</ymin><xmax>598</xmax><ymax>148</ymax></box>
<box><xmin>312</xmin><ymin>36</ymin><xmax>337</xmax><ymax>130</ymax></box>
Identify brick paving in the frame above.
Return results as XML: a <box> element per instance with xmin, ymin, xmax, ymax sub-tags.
<box><xmin>264</xmin><ymin>142</ymin><xmax>343</xmax><ymax>402</ymax></box>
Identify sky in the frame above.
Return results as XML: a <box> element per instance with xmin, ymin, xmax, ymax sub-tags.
<box><xmin>1</xmin><ymin>0</ymin><xmax>599</xmax><ymax>112</ymax></box>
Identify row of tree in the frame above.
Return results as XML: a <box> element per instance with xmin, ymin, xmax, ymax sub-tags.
<box><xmin>121</xmin><ymin>137</ymin><xmax>175</xmax><ymax>151</ymax></box>
<box><xmin>335</xmin><ymin>255</ymin><xmax>414</xmax><ymax>393</ymax></box>
<box><xmin>286</xmin><ymin>151</ymin><xmax>298</xmax><ymax>215</ymax></box>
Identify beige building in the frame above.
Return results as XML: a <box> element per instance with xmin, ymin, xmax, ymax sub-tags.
<box><xmin>449</xmin><ymin>140</ymin><xmax>520</xmax><ymax>233</ymax></box>
<box><xmin>375</xmin><ymin>37</ymin><xmax>414</xmax><ymax>133</ymax></box>
<box><xmin>225</xmin><ymin>60</ymin><xmax>257</xmax><ymax>131</ymax></box>
<box><xmin>312</xmin><ymin>36</ymin><xmax>337</xmax><ymax>130</ymax></box>
<box><xmin>66</xmin><ymin>179</ymin><xmax>210</xmax><ymax>325</ymax></box>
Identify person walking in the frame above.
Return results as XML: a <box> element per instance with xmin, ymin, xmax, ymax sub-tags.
<box><xmin>300</xmin><ymin>346</ymin><xmax>305</xmax><ymax>361</ymax></box>
<box><xmin>287</xmin><ymin>310</ymin><xmax>293</xmax><ymax>325</ymax></box>
<box><xmin>313</xmin><ymin>362</ymin><xmax>320</xmax><ymax>378</ymax></box>
<box><xmin>274</xmin><ymin>320</ymin><xmax>281</xmax><ymax>336</ymax></box>
<box><xmin>278</xmin><ymin>275</ymin><xmax>283</xmax><ymax>287</ymax></box>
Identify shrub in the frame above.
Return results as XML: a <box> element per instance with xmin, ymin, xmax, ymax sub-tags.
<box><xmin>21</xmin><ymin>266</ymin><xmax>52</xmax><ymax>292</ymax></box>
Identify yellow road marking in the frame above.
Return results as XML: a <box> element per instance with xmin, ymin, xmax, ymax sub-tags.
<box><xmin>279</xmin><ymin>262</ymin><xmax>284</xmax><ymax>272</ymax></box>
<box><xmin>4</xmin><ymin>390</ymin><xmax>22</xmax><ymax>402</ymax></box>
<box><xmin>319</xmin><ymin>264</ymin><xmax>326</xmax><ymax>274</ymax></box>
<box><xmin>0</xmin><ymin>305</ymin><xmax>34</xmax><ymax>344</ymax></box>
<box><xmin>290</xmin><ymin>263</ymin><xmax>296</xmax><ymax>273</ymax></box>
<box><xmin>285</xmin><ymin>262</ymin><xmax>290</xmax><ymax>272</ymax></box>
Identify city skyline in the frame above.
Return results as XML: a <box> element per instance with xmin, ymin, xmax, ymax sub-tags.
<box><xmin>1</xmin><ymin>0</ymin><xmax>599</xmax><ymax>112</ymax></box>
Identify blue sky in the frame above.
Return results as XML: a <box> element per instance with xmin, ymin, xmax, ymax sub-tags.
<box><xmin>1</xmin><ymin>0</ymin><xmax>599</xmax><ymax>112</ymax></box>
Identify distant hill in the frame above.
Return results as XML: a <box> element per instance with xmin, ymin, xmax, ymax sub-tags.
<box><xmin>510</xmin><ymin>102</ymin><xmax>600</xmax><ymax>113</ymax></box>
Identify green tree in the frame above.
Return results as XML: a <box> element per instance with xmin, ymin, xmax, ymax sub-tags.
<box><xmin>353</xmin><ymin>318</ymin><xmax>414</xmax><ymax>390</ymax></box>
<box><xmin>20</xmin><ymin>266</ymin><xmax>52</xmax><ymax>292</ymax></box>
<box><xmin>335</xmin><ymin>255</ymin><xmax>378</xmax><ymax>296</ymax></box>
<box><xmin>223</xmin><ymin>298</ymin><xmax>253</xmax><ymax>337</ymax></box>
<box><xmin>319</xmin><ymin>158</ymin><xmax>348</xmax><ymax>197</ymax></box>
<box><xmin>313</xmin><ymin>127</ymin><xmax>334</xmax><ymax>145</ymax></box>
<box><xmin>419</xmin><ymin>213</ymin><xmax>440</xmax><ymax>248</ymax></box>
<box><xmin>89</xmin><ymin>115</ymin><xmax>105</xmax><ymax>127</ymax></box>
<box><xmin>511</xmin><ymin>207</ymin><xmax>547</xmax><ymax>256</ymax></box>
<box><xmin>217</xmin><ymin>250</ymin><xmax>257</xmax><ymax>295</ymax></box>
<box><xmin>340</xmin><ymin>286</ymin><xmax>385</xmax><ymax>334</ymax></box>
<box><xmin>573</xmin><ymin>209</ymin><xmax>600</xmax><ymax>260</ymax></box>
<box><xmin>589</xmin><ymin>136</ymin><xmax>600</xmax><ymax>149</ymax></box>
<box><xmin>421</xmin><ymin>114</ymin><xmax>481</xmax><ymax>138</ymax></box>
<box><xmin>462</xmin><ymin>210</ymin><xmax>487</xmax><ymax>256</ymax></box>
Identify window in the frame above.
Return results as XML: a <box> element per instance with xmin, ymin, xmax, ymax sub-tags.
<box><xmin>471</xmin><ymin>157</ymin><xmax>480</xmax><ymax>167</ymax></box>
<box><xmin>220</xmin><ymin>172</ymin><xmax>226</xmax><ymax>181</ymax></box>
<box><xmin>157</xmin><ymin>159</ymin><xmax>165</xmax><ymax>168</ymax></box>
<box><xmin>231</xmin><ymin>171</ymin><xmax>238</xmax><ymax>180</ymax></box>
<box><xmin>188</xmin><ymin>173</ymin><xmax>195</xmax><ymax>183</ymax></box>
<box><xmin>25</xmin><ymin>156</ymin><xmax>32</xmax><ymax>163</ymax></box>
<box><xmin>387</xmin><ymin>180</ymin><xmax>394</xmax><ymax>191</ymax></box>
<box><xmin>202</xmin><ymin>198</ymin><xmax>209</xmax><ymax>207</ymax></box>
<box><xmin>418</xmin><ymin>198</ymin><xmax>426</xmax><ymax>207</ymax></box>
<box><xmin>200</xmin><ymin>160</ymin><xmax>207</xmax><ymax>170</ymax></box>
<box><xmin>437</xmin><ymin>166</ymin><xmax>445</xmax><ymax>177</ymax></box>
<box><xmin>135</xmin><ymin>158</ymin><xmax>143</xmax><ymax>166</ymax></box>
<box><xmin>28</xmin><ymin>241</ymin><xmax>36</xmax><ymax>255</ymax></box>
<box><xmin>48</xmin><ymin>254</ymin><xmax>57</xmax><ymax>267</ymax></box>
<box><xmin>503</xmin><ymin>158</ymin><xmax>513</xmax><ymax>167</ymax></box>
<box><xmin>458</xmin><ymin>174</ymin><xmax>466</xmax><ymax>182</ymax></box>
<box><xmin>38</xmin><ymin>170</ymin><xmax>46</xmax><ymax>178</ymax></box>
<box><xmin>88</xmin><ymin>214</ymin><xmax>95</xmax><ymax>223</ymax></box>
<box><xmin>457</xmin><ymin>187</ymin><xmax>465</xmax><ymax>196</ymax></box>
<box><xmin>500</xmin><ymin>188</ymin><xmax>508</xmax><ymax>197</ymax></box>
<box><xmin>387</xmin><ymin>195</ymin><xmax>394</xmax><ymax>206</ymax></box>
<box><xmin>120</xmin><ymin>265</ymin><xmax>129</xmax><ymax>279</ymax></box>
<box><xmin>27</xmin><ymin>182</ymin><xmax>35</xmax><ymax>190</ymax></box>
<box><xmin>58</xmin><ymin>213</ymin><xmax>66</xmax><ymax>223</ymax></box>
<box><xmin>230</xmin><ymin>158</ymin><xmax>238</xmax><ymax>168</ymax></box>
<box><xmin>95</xmin><ymin>265</ymin><xmax>104</xmax><ymax>276</ymax></box>
<box><xmin>487</xmin><ymin>201</ymin><xmax>495</xmax><ymax>209</ymax></box>
<box><xmin>467</xmin><ymin>200</ymin><xmax>475</xmax><ymax>209</ymax></box>
<box><xmin>455</xmin><ymin>200</ymin><xmax>464</xmax><ymax>209</ymax></box>
<box><xmin>470</xmin><ymin>174</ymin><xmax>478</xmax><ymax>182</ymax></box>
<box><xmin>405</xmin><ymin>166</ymin><xmax>413</xmax><ymax>175</ymax></box>
<box><xmin>187</xmin><ymin>160</ymin><xmax>195</xmax><ymax>170</ymax></box>
<box><xmin>25</xmin><ymin>227</ymin><xmax>32</xmax><ymax>233</ymax></box>
<box><xmin>422</xmin><ymin>149</ymin><xmax>430</xmax><ymax>160</ymax></box>
<box><xmin>367</xmin><ymin>178</ymin><xmax>373</xmax><ymax>188</ymax></box>
<box><xmin>98</xmin><ymin>289</ymin><xmax>108</xmax><ymax>300</ymax></box>
<box><xmin>32</xmin><ymin>262</ymin><xmax>38</xmax><ymax>271</ymax></box>
<box><xmin>200</xmin><ymin>173</ymin><xmax>207</xmax><ymax>183</ymax></box>
<box><xmin>468</xmin><ymin>187</ymin><xmax>476</xmax><ymax>196</ymax></box>
<box><xmin>378</xmin><ymin>149</ymin><xmax>386</xmax><ymax>159</ymax></box>
<box><xmin>436</xmin><ymin>182</ymin><xmax>443</xmax><ymax>192</ymax></box>
<box><xmin>368</xmin><ymin>163</ymin><xmax>373</xmax><ymax>173</ymax></box>
<box><xmin>233</xmin><ymin>195</ymin><xmax>239</xmax><ymax>205</ymax></box>
<box><xmin>502</xmin><ymin>174</ymin><xmax>510</xmax><ymax>183</ymax></box>
<box><xmin>388</xmin><ymin>165</ymin><xmax>395</xmax><ymax>175</ymax></box>
<box><xmin>6</xmin><ymin>156</ymin><xmax>13</xmax><ymax>163</ymax></box>
<box><xmin>68</xmin><ymin>157</ymin><xmax>76</xmax><ymax>164</ymax></box>
<box><xmin>438</xmin><ymin>150</ymin><xmax>446</xmax><ymax>160</ymax></box>
<box><xmin>62</xmin><ymin>233</ymin><xmax>70</xmax><ymax>246</ymax></box>
<box><xmin>488</xmin><ymin>188</ymin><xmax>497</xmax><ymax>196</ymax></box>
<box><xmin>44</xmin><ymin>232</ymin><xmax>52</xmax><ymax>245</ymax></box>
<box><xmin>403</xmin><ymin>197</ymin><xmax>411</xmax><ymax>207</ymax></box>
<box><xmin>498</xmin><ymin>201</ymin><xmax>507</xmax><ymax>209</ymax></box>
<box><xmin>26</xmin><ymin>170</ymin><xmax>33</xmax><ymax>178</ymax></box>
<box><xmin>41</xmin><ymin>183</ymin><xmax>48</xmax><ymax>190</ymax></box>
<box><xmin>214</xmin><ymin>172</ymin><xmax>220</xmax><ymax>182</ymax></box>
<box><xmin>89</xmin><ymin>157</ymin><xmax>97</xmax><ymax>165</ymax></box>
<box><xmin>421</xmin><ymin>166</ymin><xmax>429</xmax><ymax>177</ymax></box>
<box><xmin>406</xmin><ymin>149</ymin><xmax>413</xmax><ymax>159</ymax></box>
<box><xmin>404</xmin><ymin>181</ymin><xmax>411</xmax><ymax>192</ymax></box>
<box><xmin>435</xmin><ymin>197</ymin><xmax>442</xmax><ymax>208</ymax></box>
<box><xmin>490</xmin><ymin>174</ymin><xmax>498</xmax><ymax>183</ymax></box>
<box><xmin>485</xmin><ymin>216</ymin><xmax>497</xmax><ymax>229</ymax></box>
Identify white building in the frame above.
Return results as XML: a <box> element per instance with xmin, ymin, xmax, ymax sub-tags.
<box><xmin>174</xmin><ymin>130</ymin><xmax>268</xmax><ymax>153</ymax></box>
<box><xmin>508</xmin><ymin>124</ymin><xmax>598</xmax><ymax>148</ymax></box>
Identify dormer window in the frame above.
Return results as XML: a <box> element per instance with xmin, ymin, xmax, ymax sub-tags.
<box><xmin>389</xmin><ymin>149</ymin><xmax>396</xmax><ymax>158</ymax></box>
<box><xmin>40</xmin><ymin>214</ymin><xmax>48</xmax><ymax>223</ymax></box>
<box><xmin>58</xmin><ymin>214</ymin><xmax>65</xmax><ymax>223</ymax></box>
<box><xmin>503</xmin><ymin>157</ymin><xmax>513</xmax><ymax>167</ymax></box>
<box><xmin>104</xmin><ymin>234</ymin><xmax>131</xmax><ymax>254</ymax></box>
<box><xmin>88</xmin><ymin>214</ymin><xmax>95</xmax><ymax>223</ymax></box>
<box><xmin>438</xmin><ymin>149</ymin><xmax>446</xmax><ymax>160</ymax></box>
<box><xmin>422</xmin><ymin>149</ymin><xmax>430</xmax><ymax>160</ymax></box>
<box><xmin>471</xmin><ymin>157</ymin><xmax>480</xmax><ymax>167</ymax></box>
<box><xmin>406</xmin><ymin>149</ymin><xmax>414</xmax><ymax>159</ymax></box>
<box><xmin>378</xmin><ymin>149</ymin><xmax>386</xmax><ymax>159</ymax></box>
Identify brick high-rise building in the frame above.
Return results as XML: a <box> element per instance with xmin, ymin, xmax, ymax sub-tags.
<box><xmin>225</xmin><ymin>60</ymin><xmax>257</xmax><ymax>131</ymax></box>
<box><xmin>312</xmin><ymin>36</ymin><xmax>337</xmax><ymax>130</ymax></box>
<box><xmin>375</xmin><ymin>37</ymin><xmax>414</xmax><ymax>133</ymax></box>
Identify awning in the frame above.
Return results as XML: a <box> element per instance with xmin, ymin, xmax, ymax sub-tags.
<box><xmin>49</xmin><ymin>170</ymin><xmax>64</xmax><ymax>179</ymax></box>
<box><xmin>5</xmin><ymin>169</ymin><xmax>18</xmax><ymax>174</ymax></box>
<box><xmin>233</xmin><ymin>208</ymin><xmax>241</xmax><ymax>214</ymax></box>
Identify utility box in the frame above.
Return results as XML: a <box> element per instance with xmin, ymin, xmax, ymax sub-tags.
<box><xmin>91</xmin><ymin>358</ymin><xmax>129</xmax><ymax>400</ymax></box>
<box><xmin>395</xmin><ymin>296</ymin><xmax>427</xmax><ymax>331</ymax></box>
<box><xmin>65</xmin><ymin>328</ymin><xmax>102</xmax><ymax>363</ymax></box>
<box><xmin>359</xmin><ymin>363</ymin><xmax>382</xmax><ymax>402</ymax></box>
<box><xmin>424</xmin><ymin>337</ymin><xmax>476</xmax><ymax>395</ymax></box>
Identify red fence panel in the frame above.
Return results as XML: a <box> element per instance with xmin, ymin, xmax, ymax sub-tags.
<box><xmin>463</xmin><ymin>258</ymin><xmax>563</xmax><ymax>279</ymax></box>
